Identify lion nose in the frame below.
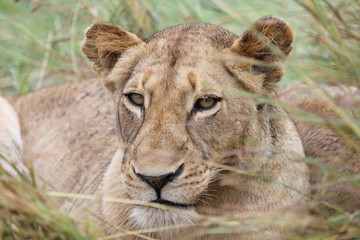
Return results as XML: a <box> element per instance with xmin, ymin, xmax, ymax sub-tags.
<box><xmin>133</xmin><ymin>163</ymin><xmax>185</xmax><ymax>197</ymax></box>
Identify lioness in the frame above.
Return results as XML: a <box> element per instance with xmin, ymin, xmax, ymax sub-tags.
<box><xmin>0</xmin><ymin>16</ymin><xmax>358</xmax><ymax>239</ymax></box>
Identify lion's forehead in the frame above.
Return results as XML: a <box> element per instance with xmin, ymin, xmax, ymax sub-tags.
<box><xmin>122</xmin><ymin>25</ymin><xmax>241</xmax><ymax>99</ymax></box>
<box><xmin>129</xmin><ymin>60</ymin><xmax>230</xmax><ymax>98</ymax></box>
<box><xmin>138</xmin><ymin>28</ymin><xmax>232</xmax><ymax>72</ymax></box>
<box><xmin>145</xmin><ymin>23</ymin><xmax>236</xmax><ymax>44</ymax></box>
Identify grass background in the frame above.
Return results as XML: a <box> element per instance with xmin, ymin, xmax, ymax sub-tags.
<box><xmin>1</xmin><ymin>0</ymin><xmax>359</xmax><ymax>97</ymax></box>
<box><xmin>0</xmin><ymin>0</ymin><xmax>359</xmax><ymax>239</ymax></box>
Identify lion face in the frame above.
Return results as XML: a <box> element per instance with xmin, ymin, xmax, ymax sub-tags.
<box><xmin>82</xmin><ymin>17</ymin><xmax>308</xmax><ymax>236</ymax></box>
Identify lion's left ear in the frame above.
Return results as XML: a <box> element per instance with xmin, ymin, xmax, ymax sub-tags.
<box><xmin>230</xmin><ymin>16</ymin><xmax>293</xmax><ymax>93</ymax></box>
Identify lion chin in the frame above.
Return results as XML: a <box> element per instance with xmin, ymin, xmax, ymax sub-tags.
<box><xmin>129</xmin><ymin>206</ymin><xmax>199</xmax><ymax>230</ymax></box>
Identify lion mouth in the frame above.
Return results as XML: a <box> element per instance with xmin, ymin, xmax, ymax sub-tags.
<box><xmin>152</xmin><ymin>199</ymin><xmax>193</xmax><ymax>208</ymax></box>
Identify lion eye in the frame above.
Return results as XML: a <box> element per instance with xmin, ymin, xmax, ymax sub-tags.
<box><xmin>127</xmin><ymin>93</ymin><xmax>144</xmax><ymax>106</ymax></box>
<box><xmin>194</xmin><ymin>96</ymin><xmax>221</xmax><ymax>111</ymax></box>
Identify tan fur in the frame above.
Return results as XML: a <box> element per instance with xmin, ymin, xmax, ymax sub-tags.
<box><xmin>8</xmin><ymin>80</ymin><xmax>117</xmax><ymax>207</ymax></box>
<box><xmin>0</xmin><ymin>97</ymin><xmax>24</xmax><ymax>176</ymax></box>
<box><xmin>2</xmin><ymin>16</ymin><xmax>343</xmax><ymax>239</ymax></box>
<box><xmin>277</xmin><ymin>84</ymin><xmax>360</xmax><ymax>211</ymax></box>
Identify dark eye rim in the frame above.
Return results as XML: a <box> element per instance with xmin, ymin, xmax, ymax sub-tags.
<box><xmin>125</xmin><ymin>93</ymin><xmax>144</xmax><ymax>107</ymax></box>
<box><xmin>193</xmin><ymin>95</ymin><xmax>222</xmax><ymax>111</ymax></box>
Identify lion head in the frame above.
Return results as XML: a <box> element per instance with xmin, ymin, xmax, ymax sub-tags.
<box><xmin>82</xmin><ymin>16</ymin><xmax>309</xmax><ymax>238</ymax></box>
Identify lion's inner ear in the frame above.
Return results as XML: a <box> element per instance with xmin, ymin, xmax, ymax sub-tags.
<box><xmin>230</xmin><ymin>16</ymin><xmax>293</xmax><ymax>94</ymax></box>
<box><xmin>82</xmin><ymin>23</ymin><xmax>143</xmax><ymax>88</ymax></box>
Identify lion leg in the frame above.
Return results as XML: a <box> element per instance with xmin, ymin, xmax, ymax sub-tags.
<box><xmin>0</xmin><ymin>96</ymin><xmax>25</xmax><ymax>176</ymax></box>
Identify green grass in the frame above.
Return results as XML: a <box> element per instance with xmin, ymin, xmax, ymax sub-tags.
<box><xmin>0</xmin><ymin>0</ymin><xmax>334</xmax><ymax>96</ymax></box>
<box><xmin>0</xmin><ymin>0</ymin><xmax>360</xmax><ymax>239</ymax></box>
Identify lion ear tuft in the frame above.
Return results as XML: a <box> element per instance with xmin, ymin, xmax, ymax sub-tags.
<box><xmin>231</xmin><ymin>16</ymin><xmax>293</xmax><ymax>94</ymax></box>
<box><xmin>82</xmin><ymin>23</ymin><xmax>143</xmax><ymax>90</ymax></box>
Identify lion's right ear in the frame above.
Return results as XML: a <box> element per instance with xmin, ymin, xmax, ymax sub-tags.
<box><xmin>82</xmin><ymin>23</ymin><xmax>143</xmax><ymax>84</ymax></box>
<box><xmin>230</xmin><ymin>16</ymin><xmax>293</xmax><ymax>95</ymax></box>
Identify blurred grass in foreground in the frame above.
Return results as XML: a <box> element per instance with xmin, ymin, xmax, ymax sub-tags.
<box><xmin>0</xmin><ymin>160</ymin><xmax>95</xmax><ymax>239</ymax></box>
<box><xmin>0</xmin><ymin>0</ymin><xmax>360</xmax><ymax>239</ymax></box>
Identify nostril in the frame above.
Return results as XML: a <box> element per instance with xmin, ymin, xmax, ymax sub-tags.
<box><xmin>132</xmin><ymin>163</ymin><xmax>185</xmax><ymax>197</ymax></box>
<box><xmin>167</xmin><ymin>163</ymin><xmax>184</xmax><ymax>182</ymax></box>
